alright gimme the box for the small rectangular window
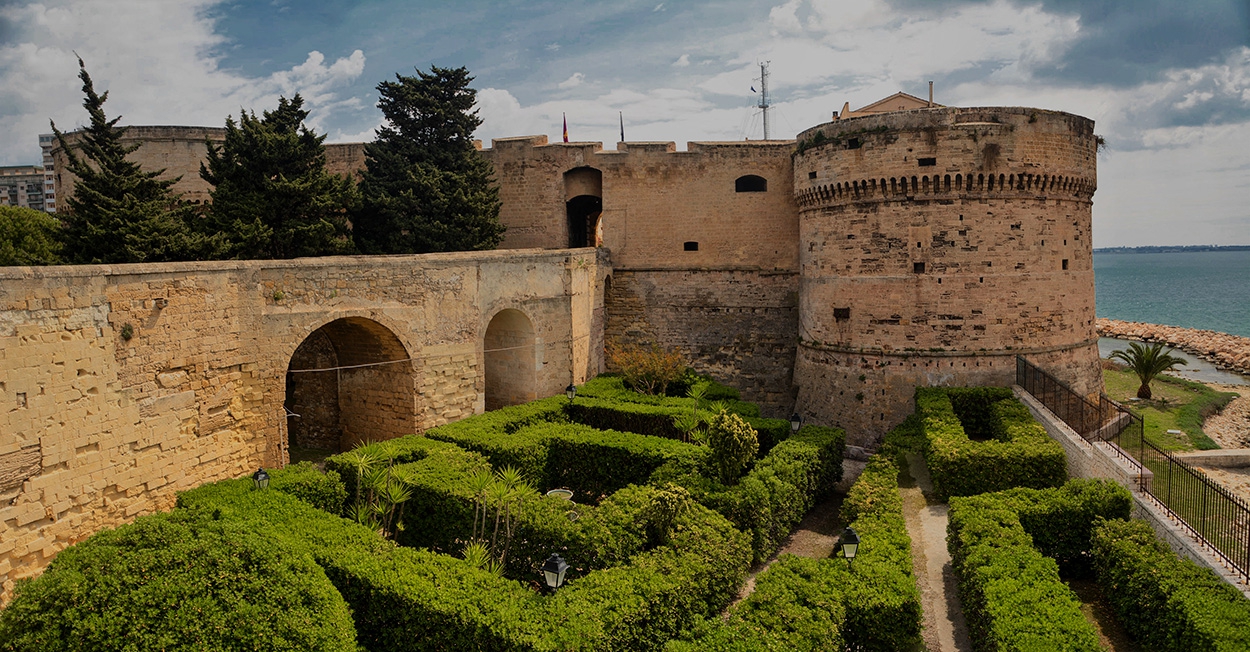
[684,241,699,251]
[846,138,862,149]
[834,307,851,321]
[913,262,926,274]
[918,157,937,167]
[808,171,818,179]
[1062,259,1069,270]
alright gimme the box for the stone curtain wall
[791,107,1102,445]
[0,248,607,598]
[482,137,800,414]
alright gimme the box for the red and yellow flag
[563,113,569,143]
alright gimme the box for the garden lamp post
[839,527,859,568]
[252,468,270,490]
[789,412,803,434]
[542,553,570,593]
[566,383,577,403]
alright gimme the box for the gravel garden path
[900,453,973,652]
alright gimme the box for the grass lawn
[1102,365,1238,451]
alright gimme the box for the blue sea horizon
[1094,249,1250,339]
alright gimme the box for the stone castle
[3,96,1099,594]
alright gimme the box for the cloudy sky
[1,0,1247,247]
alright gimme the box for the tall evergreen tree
[354,65,504,254]
[51,57,208,264]
[200,95,358,259]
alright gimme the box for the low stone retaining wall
[1097,319,1250,376]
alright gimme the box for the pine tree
[353,65,504,254]
[200,95,358,259]
[51,57,208,264]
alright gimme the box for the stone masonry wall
[0,247,607,599]
[604,269,799,416]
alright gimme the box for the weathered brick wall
[603,269,799,416]
[50,126,365,206]
[791,107,1101,445]
[0,248,607,599]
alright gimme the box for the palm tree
[1109,342,1188,400]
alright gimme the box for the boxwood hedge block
[1092,518,1250,652]
[665,452,918,652]
[0,510,359,652]
[947,480,1132,652]
[917,387,1067,501]
[655,424,844,563]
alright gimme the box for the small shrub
[707,410,759,485]
[607,339,688,395]
[269,460,348,515]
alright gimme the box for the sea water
[1094,250,1250,338]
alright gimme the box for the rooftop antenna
[757,61,771,140]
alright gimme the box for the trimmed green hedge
[665,452,919,652]
[0,510,358,652]
[270,460,349,514]
[179,478,750,652]
[1092,518,1250,652]
[917,387,1067,501]
[655,425,844,563]
[947,480,1132,652]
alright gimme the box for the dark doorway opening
[566,195,602,248]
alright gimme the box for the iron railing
[1016,356,1250,585]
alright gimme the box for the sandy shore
[1097,319,1250,376]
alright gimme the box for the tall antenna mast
[758,61,771,140]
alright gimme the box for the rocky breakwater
[1097,319,1250,377]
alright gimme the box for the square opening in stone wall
[684,241,699,251]
[1062,259,1069,270]
[847,138,862,149]
[16,392,26,408]
[913,262,926,274]
[834,307,850,321]
[918,157,937,166]
[808,171,818,179]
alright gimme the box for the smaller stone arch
[484,308,538,411]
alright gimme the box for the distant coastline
[1096,319,1250,377]
[1094,244,1250,254]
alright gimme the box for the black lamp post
[789,412,803,434]
[838,527,860,568]
[566,383,577,403]
[541,553,569,592]
[252,468,270,490]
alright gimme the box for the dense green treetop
[353,65,504,254]
[51,57,210,264]
[0,206,63,266]
[200,94,358,259]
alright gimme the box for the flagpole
[563,113,569,143]
[619,112,625,143]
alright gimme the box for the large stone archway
[285,316,418,452]
[483,309,538,411]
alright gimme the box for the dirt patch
[1067,578,1141,652]
[1203,385,1250,449]
[732,493,845,605]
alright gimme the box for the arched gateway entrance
[284,317,418,452]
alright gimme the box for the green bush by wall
[1092,518,1250,652]
[947,480,1131,652]
[0,510,358,652]
[917,387,1067,501]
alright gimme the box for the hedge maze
[4,380,1247,651]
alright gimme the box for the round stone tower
[791,107,1102,447]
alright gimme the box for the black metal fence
[1016,356,1250,585]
